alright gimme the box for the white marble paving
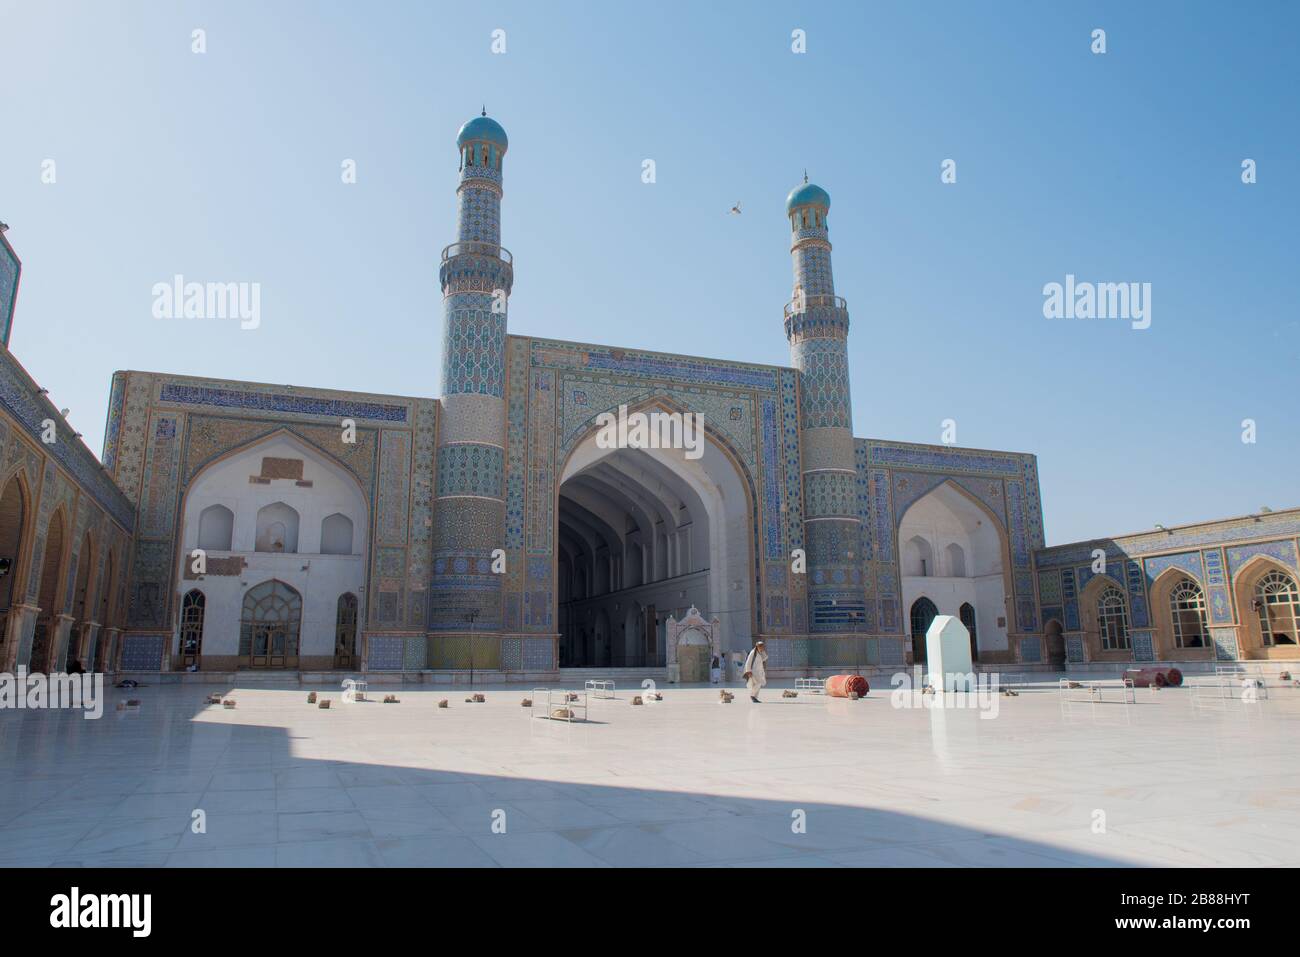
[1,679,1298,867]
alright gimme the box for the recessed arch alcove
[555,401,755,668]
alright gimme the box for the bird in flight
[728,202,742,215]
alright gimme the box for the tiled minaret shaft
[429,113,513,638]
[784,178,867,634]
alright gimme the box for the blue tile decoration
[0,231,19,347]
[500,637,522,671]
[790,638,810,668]
[1065,636,1085,663]
[120,634,165,671]
[766,637,792,668]
[366,635,404,671]
[1035,512,1300,568]
[1019,637,1042,663]
[403,635,426,670]
[1226,539,1299,578]
[1203,548,1233,624]
[1125,560,1149,628]
[0,350,135,530]
[761,397,783,558]
[1131,630,1154,661]
[159,383,407,423]
[877,637,904,666]
[1061,569,1080,630]
[521,637,552,670]
[531,339,778,391]
[1211,627,1239,661]
[435,442,504,498]
[780,370,805,557]
[867,443,1028,477]
[1143,551,1205,587]
[790,337,852,430]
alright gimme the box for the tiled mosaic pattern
[367,635,404,671]
[0,232,18,347]
[1211,627,1240,661]
[0,351,135,530]
[120,634,166,671]
[436,443,504,498]
[158,383,408,423]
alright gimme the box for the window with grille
[1097,586,1130,650]
[1170,578,1208,648]
[1256,570,1300,646]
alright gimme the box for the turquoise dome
[786,181,830,212]
[457,115,508,150]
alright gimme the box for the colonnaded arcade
[0,114,1296,681]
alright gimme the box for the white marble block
[926,615,974,691]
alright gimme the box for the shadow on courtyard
[0,680,1133,868]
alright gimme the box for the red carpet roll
[824,674,870,698]
[1125,667,1183,688]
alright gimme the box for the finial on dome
[481,105,487,116]
[803,169,808,184]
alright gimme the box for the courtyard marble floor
[1,677,1297,867]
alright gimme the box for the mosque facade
[0,115,1296,680]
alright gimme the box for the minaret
[784,176,866,634]
[429,112,513,643]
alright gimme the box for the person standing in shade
[742,640,768,703]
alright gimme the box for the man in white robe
[742,641,768,702]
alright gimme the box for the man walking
[742,640,768,703]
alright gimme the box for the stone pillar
[78,621,101,671]
[1,603,39,672]
[98,627,122,673]
[52,613,76,672]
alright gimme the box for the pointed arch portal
[556,409,754,668]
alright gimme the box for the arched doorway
[910,596,937,664]
[0,476,27,663]
[180,589,205,668]
[1148,569,1212,660]
[898,481,1012,660]
[335,592,358,668]
[677,627,710,682]
[68,532,94,670]
[555,401,755,670]
[1232,561,1300,656]
[959,601,978,661]
[1254,571,1300,646]
[1079,575,1131,658]
[1044,619,1065,665]
[30,510,66,673]
[239,580,302,669]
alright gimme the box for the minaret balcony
[439,242,514,297]
[441,241,513,265]
[783,294,846,319]
[784,295,849,340]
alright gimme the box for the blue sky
[2,0,1296,544]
